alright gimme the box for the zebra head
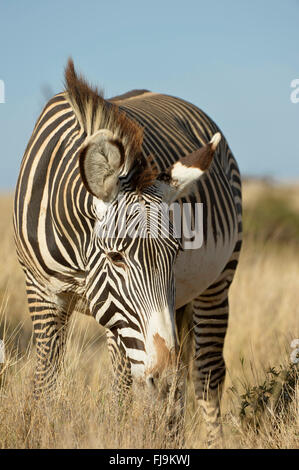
[78,128,221,388]
[65,59,221,389]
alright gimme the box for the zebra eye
[108,251,125,264]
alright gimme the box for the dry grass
[0,182,298,449]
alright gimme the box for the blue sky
[0,0,298,190]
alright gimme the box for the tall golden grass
[0,182,298,448]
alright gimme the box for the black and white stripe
[13,61,242,445]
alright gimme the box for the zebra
[13,59,242,446]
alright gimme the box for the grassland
[0,180,298,448]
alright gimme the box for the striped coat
[14,60,242,446]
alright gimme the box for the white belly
[174,233,237,308]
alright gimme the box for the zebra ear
[78,129,125,202]
[158,133,221,204]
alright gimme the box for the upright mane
[64,58,157,189]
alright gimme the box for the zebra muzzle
[144,332,180,393]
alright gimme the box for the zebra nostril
[146,375,156,389]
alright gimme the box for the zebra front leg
[105,329,132,404]
[192,278,231,447]
[106,328,184,446]
[174,303,194,440]
[26,280,72,398]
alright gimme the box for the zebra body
[13,61,242,445]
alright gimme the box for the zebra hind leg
[192,277,232,448]
[26,279,73,398]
